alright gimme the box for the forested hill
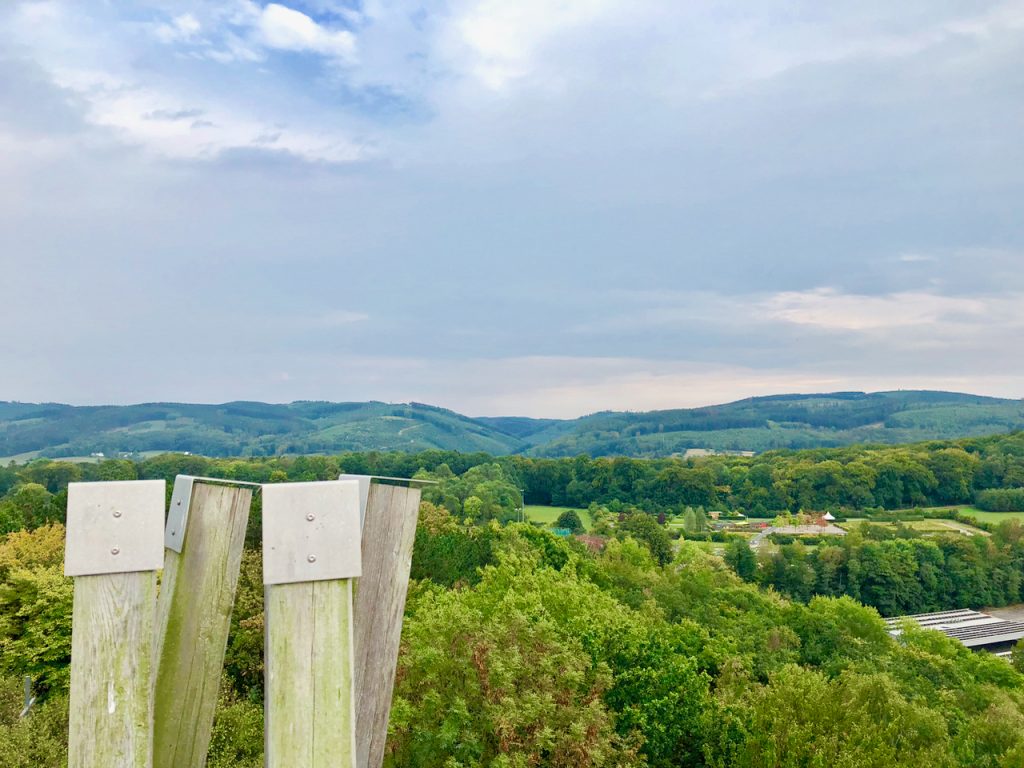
[1,390,1022,460]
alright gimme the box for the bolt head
[307,554,317,563]
[111,547,120,555]
[113,510,122,518]
[306,513,316,522]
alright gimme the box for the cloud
[2,1,1024,414]
[254,3,356,62]
[446,0,624,89]
[759,288,991,331]
[154,13,201,44]
[143,108,206,121]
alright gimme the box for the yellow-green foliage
[0,525,73,693]
[0,523,65,577]
[207,686,264,768]
[0,675,68,767]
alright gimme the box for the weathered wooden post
[262,480,362,767]
[152,476,256,768]
[64,480,165,768]
[344,476,423,768]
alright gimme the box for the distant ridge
[0,390,1021,460]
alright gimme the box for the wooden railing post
[152,476,255,768]
[262,480,362,768]
[64,480,165,768]
[349,479,422,768]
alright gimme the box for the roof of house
[885,608,1024,649]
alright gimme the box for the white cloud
[154,13,201,44]
[32,57,369,163]
[255,3,356,62]
[445,0,625,89]
[759,288,997,331]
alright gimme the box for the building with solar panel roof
[885,608,1024,659]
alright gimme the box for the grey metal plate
[64,480,166,576]
[164,475,196,552]
[165,475,262,552]
[338,474,371,530]
[262,480,362,585]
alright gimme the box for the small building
[822,512,836,522]
[885,609,1024,658]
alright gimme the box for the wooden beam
[353,481,422,768]
[69,573,158,768]
[265,579,356,766]
[262,480,361,768]
[65,480,165,768]
[152,480,253,768]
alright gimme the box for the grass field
[838,517,989,536]
[524,505,593,531]
[956,508,1024,524]
[881,505,1024,525]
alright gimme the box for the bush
[411,524,498,587]
[555,509,585,533]
[206,687,264,768]
[0,566,73,694]
[0,675,68,768]
[976,488,1024,512]
[617,513,673,566]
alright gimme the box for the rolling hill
[0,391,1022,460]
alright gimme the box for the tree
[388,557,643,767]
[694,507,708,532]
[1012,639,1024,676]
[0,566,73,694]
[555,509,585,533]
[0,485,62,534]
[463,495,484,520]
[618,513,673,566]
[724,539,757,581]
[682,508,697,533]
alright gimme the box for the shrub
[976,488,1024,512]
[555,509,585,533]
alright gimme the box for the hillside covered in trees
[2,431,1024,532]
[5,441,1024,765]
[1,390,1023,460]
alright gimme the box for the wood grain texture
[68,571,158,768]
[353,482,422,768]
[152,483,253,768]
[265,579,356,768]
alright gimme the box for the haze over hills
[1,390,1022,461]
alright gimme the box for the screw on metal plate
[64,480,166,577]
[165,475,261,553]
[262,481,362,585]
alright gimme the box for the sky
[1,0,1022,418]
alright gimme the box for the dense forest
[4,435,1024,764]
[2,390,1023,459]
[5,495,1024,764]
[2,431,1024,533]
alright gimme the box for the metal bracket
[64,480,166,576]
[339,474,372,531]
[165,475,261,553]
[262,480,362,585]
[338,474,437,532]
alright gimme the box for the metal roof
[887,608,1024,649]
